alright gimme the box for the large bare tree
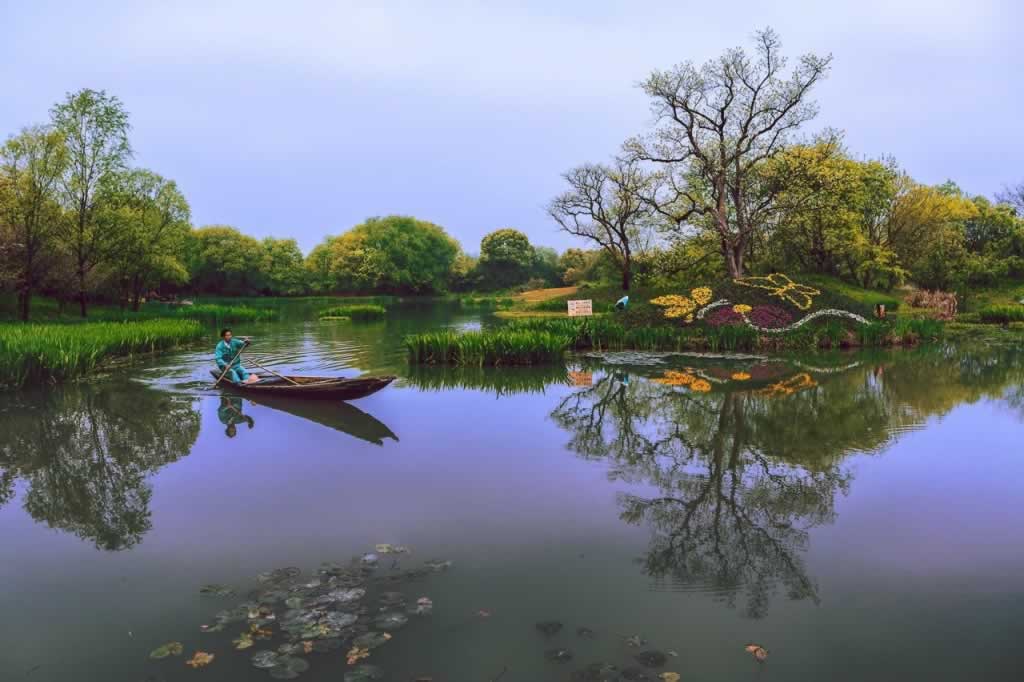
[996,182,1024,214]
[629,28,831,277]
[548,157,658,290]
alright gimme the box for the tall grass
[978,305,1024,325]
[319,304,386,320]
[0,319,204,387]
[406,317,944,366]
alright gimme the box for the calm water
[2,302,1023,681]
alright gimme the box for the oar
[212,342,248,388]
[244,356,301,386]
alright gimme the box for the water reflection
[218,396,255,437]
[233,392,398,445]
[0,381,200,550]
[550,344,1024,617]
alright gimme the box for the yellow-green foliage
[319,304,386,320]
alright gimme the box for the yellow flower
[690,379,712,392]
[652,370,696,386]
[758,373,817,396]
[691,287,713,305]
[733,273,821,310]
[731,372,751,381]
[733,304,752,314]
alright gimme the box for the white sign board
[567,299,593,317]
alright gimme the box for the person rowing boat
[215,328,261,384]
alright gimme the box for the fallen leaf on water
[232,633,254,650]
[347,646,370,665]
[659,673,680,682]
[185,651,215,668]
[249,626,273,640]
[745,644,768,662]
[149,642,184,659]
[302,641,314,654]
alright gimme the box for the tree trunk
[725,245,745,278]
[17,289,30,322]
[132,274,142,312]
[78,267,88,317]
[621,259,631,291]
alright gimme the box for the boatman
[215,328,260,384]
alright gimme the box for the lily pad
[535,620,563,636]
[252,651,280,669]
[268,656,309,680]
[423,559,452,572]
[378,591,406,607]
[374,612,408,631]
[311,638,343,653]
[375,544,411,554]
[352,631,392,650]
[634,651,667,668]
[544,648,574,663]
[571,663,620,682]
[258,567,301,584]
[149,642,184,659]
[328,588,366,604]
[185,652,215,669]
[200,583,236,597]
[576,627,596,639]
[344,665,385,682]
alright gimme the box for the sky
[2,0,1021,254]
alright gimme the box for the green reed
[0,319,204,387]
[319,304,387,320]
[978,305,1024,325]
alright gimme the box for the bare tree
[629,28,831,277]
[996,182,1024,214]
[548,157,658,290]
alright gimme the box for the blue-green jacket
[215,338,247,370]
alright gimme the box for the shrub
[978,305,1024,325]
[319,304,386,320]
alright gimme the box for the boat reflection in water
[224,391,399,446]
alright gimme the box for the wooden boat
[210,371,395,401]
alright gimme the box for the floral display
[690,379,711,392]
[652,370,696,386]
[691,287,713,305]
[757,373,817,396]
[731,372,751,381]
[732,304,752,314]
[704,306,744,327]
[746,305,793,329]
[733,273,821,310]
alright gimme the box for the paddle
[211,338,250,388]
[244,355,301,386]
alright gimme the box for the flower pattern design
[733,273,821,310]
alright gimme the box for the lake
[1,301,1023,681]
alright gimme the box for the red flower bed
[747,305,793,329]
[705,307,744,327]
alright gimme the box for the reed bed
[978,305,1024,325]
[406,317,944,366]
[0,319,204,387]
[319,304,386,320]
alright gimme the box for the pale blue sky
[2,0,1021,253]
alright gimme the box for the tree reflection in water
[551,345,1024,617]
[0,382,199,550]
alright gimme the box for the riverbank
[405,316,942,366]
[0,319,205,387]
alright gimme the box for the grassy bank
[0,319,204,387]
[318,304,386,320]
[406,317,942,366]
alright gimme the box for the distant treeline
[7,27,1024,321]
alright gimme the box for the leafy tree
[630,28,831,277]
[258,237,307,295]
[477,228,535,289]
[531,246,562,286]
[305,236,338,294]
[186,225,263,294]
[0,126,67,320]
[329,216,459,294]
[447,252,479,292]
[548,157,658,290]
[107,168,190,309]
[50,89,132,316]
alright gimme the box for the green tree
[630,28,831,277]
[329,216,459,294]
[258,237,307,295]
[107,168,191,309]
[0,126,67,320]
[477,228,535,289]
[50,89,132,316]
[447,252,479,292]
[186,225,263,294]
